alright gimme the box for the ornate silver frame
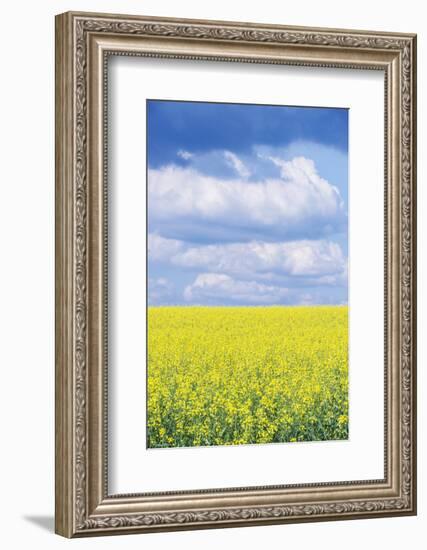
[55,11,417,537]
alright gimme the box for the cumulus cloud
[148,233,347,281]
[175,239,345,278]
[184,273,289,305]
[148,233,184,262]
[223,151,251,178]
[148,156,345,242]
[148,148,348,305]
[177,149,193,160]
[183,273,347,306]
[148,277,174,304]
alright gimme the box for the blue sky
[147,100,348,306]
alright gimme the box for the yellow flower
[147,305,348,448]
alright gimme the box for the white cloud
[147,233,184,262]
[223,151,251,178]
[177,149,193,160]
[148,277,174,304]
[149,233,346,280]
[184,273,289,304]
[148,156,345,242]
[177,239,345,277]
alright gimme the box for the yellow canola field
[147,306,348,448]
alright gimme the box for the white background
[0,1,424,548]
[110,59,384,493]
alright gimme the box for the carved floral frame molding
[55,11,417,537]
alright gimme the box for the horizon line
[147,303,348,308]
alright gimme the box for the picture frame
[55,11,417,537]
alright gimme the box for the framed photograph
[55,11,417,537]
